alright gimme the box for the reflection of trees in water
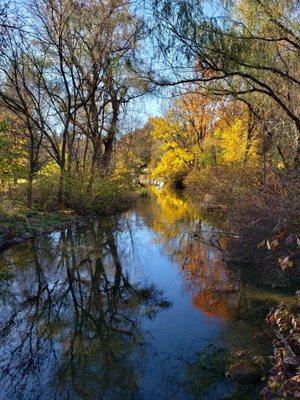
[0,217,170,400]
[138,188,241,320]
[137,191,293,399]
[139,188,295,324]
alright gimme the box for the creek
[0,187,296,399]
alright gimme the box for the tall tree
[0,0,146,204]
[150,0,300,168]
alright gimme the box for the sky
[11,0,222,129]
[130,0,223,124]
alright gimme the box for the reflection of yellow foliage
[148,186,200,225]
[145,187,239,320]
[141,187,296,321]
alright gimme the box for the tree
[0,116,27,193]
[149,0,300,169]
[0,0,146,205]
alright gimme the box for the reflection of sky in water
[50,230,63,244]
[0,189,294,400]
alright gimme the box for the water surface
[0,189,295,399]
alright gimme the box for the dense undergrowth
[0,171,137,247]
[33,170,136,214]
[186,166,300,287]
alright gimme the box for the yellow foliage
[148,94,259,186]
[114,162,132,178]
[151,148,193,180]
[148,93,213,183]
[37,160,60,178]
[149,116,195,182]
[215,116,258,164]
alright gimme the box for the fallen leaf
[257,239,266,249]
[279,256,293,271]
[270,239,279,251]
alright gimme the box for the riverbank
[184,167,300,288]
[0,209,90,249]
[0,204,137,250]
[0,192,140,250]
[0,175,141,250]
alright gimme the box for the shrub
[33,161,60,211]
[226,170,300,286]
[63,173,136,214]
[185,165,300,286]
[30,160,137,214]
[185,163,258,206]
[263,304,300,399]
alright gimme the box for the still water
[0,188,295,400]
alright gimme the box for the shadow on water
[0,187,297,399]
[0,217,170,400]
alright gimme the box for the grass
[0,175,139,248]
[0,200,81,247]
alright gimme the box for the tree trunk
[102,99,119,170]
[27,171,34,209]
[58,167,65,206]
[27,134,36,209]
[88,139,101,191]
[102,137,114,170]
[294,134,300,170]
[58,131,67,206]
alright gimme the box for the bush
[29,160,137,214]
[263,304,300,399]
[226,170,300,286]
[33,161,60,211]
[63,173,136,214]
[185,163,259,206]
[185,165,300,286]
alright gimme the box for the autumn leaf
[279,256,293,271]
[257,239,266,249]
[270,239,279,251]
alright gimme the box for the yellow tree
[0,113,27,193]
[213,103,258,165]
[149,93,216,187]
